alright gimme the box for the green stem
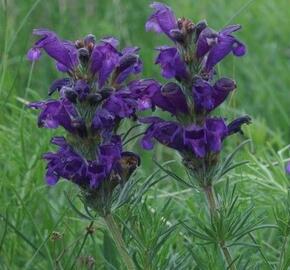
[203,185,237,270]
[104,213,135,270]
[70,220,94,269]
[278,234,289,270]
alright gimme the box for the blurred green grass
[1,0,290,268]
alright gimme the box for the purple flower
[140,117,184,151]
[92,108,115,131]
[27,48,42,61]
[205,118,228,152]
[28,99,79,133]
[155,46,188,80]
[99,143,122,173]
[113,47,143,84]
[49,78,72,95]
[27,29,79,71]
[193,77,236,113]
[128,79,161,110]
[145,2,177,38]
[152,82,188,115]
[102,90,137,119]
[90,37,120,88]
[183,126,206,157]
[197,25,246,72]
[43,137,88,186]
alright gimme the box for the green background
[0,0,290,268]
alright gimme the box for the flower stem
[203,185,237,270]
[104,213,135,270]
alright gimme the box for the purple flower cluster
[28,30,145,189]
[141,3,251,171]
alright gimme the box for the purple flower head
[146,2,177,39]
[198,25,246,72]
[27,29,79,71]
[156,46,188,80]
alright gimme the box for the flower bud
[78,48,90,65]
[64,88,78,103]
[87,93,103,105]
[84,34,96,46]
[170,29,185,43]
[195,20,208,41]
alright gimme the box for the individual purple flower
[112,47,143,84]
[205,118,228,153]
[49,78,72,95]
[92,108,115,132]
[128,79,161,110]
[99,143,122,173]
[145,2,177,38]
[198,25,246,72]
[27,47,42,61]
[43,137,88,186]
[102,90,138,119]
[152,82,188,115]
[155,46,188,80]
[193,77,236,113]
[27,29,79,71]
[28,99,79,133]
[90,37,120,88]
[183,126,206,157]
[140,117,184,151]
